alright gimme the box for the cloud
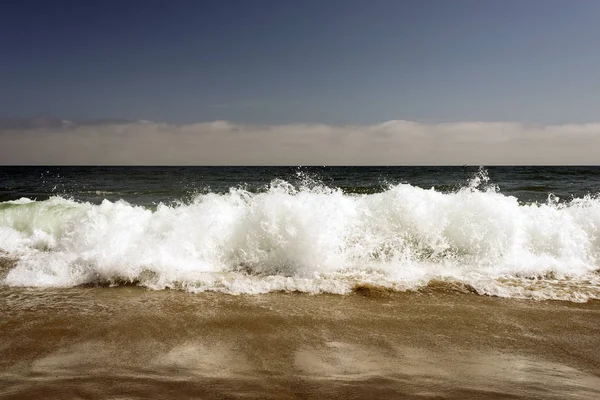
[0,118,599,165]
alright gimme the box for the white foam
[1,177,600,301]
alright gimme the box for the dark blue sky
[1,0,599,124]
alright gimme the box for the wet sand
[1,287,600,399]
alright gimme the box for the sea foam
[1,174,600,301]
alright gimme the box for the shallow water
[1,288,600,399]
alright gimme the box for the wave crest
[1,177,600,301]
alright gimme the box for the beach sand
[1,286,600,399]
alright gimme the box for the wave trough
[1,176,600,301]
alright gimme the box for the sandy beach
[1,287,600,399]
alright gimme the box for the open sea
[2,166,600,399]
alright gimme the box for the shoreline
[2,288,600,399]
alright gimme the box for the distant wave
[1,170,600,301]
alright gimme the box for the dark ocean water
[2,166,600,206]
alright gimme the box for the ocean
[1,165,600,301]
[2,166,600,399]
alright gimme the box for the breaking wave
[1,171,600,301]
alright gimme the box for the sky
[1,0,600,164]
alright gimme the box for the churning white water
[1,175,600,301]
